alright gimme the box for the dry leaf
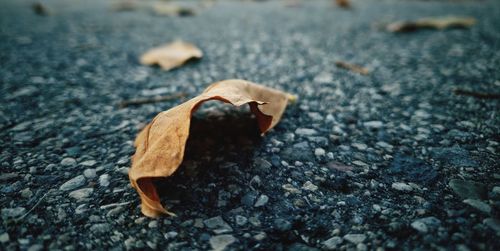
[153,2,196,17]
[140,41,203,71]
[129,79,294,217]
[112,0,138,12]
[387,16,476,32]
[335,0,350,8]
[32,2,50,16]
[335,61,369,75]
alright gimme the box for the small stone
[90,223,111,233]
[194,218,204,228]
[323,236,343,250]
[282,184,301,194]
[235,215,248,226]
[490,186,500,200]
[254,195,269,207]
[69,188,93,200]
[483,218,500,233]
[241,192,257,207]
[411,221,428,233]
[449,179,487,200]
[463,199,491,214]
[274,219,292,232]
[253,158,272,170]
[302,181,318,191]
[364,121,383,129]
[148,221,158,228]
[357,243,367,251]
[352,160,368,167]
[352,143,367,151]
[20,188,33,198]
[248,216,261,227]
[391,182,413,192]
[209,234,237,251]
[60,175,86,191]
[80,160,97,167]
[253,232,266,241]
[164,231,178,239]
[83,169,97,179]
[2,207,26,218]
[27,244,43,251]
[343,234,366,244]
[295,128,317,136]
[204,216,233,233]
[314,148,326,157]
[99,174,110,187]
[60,157,77,166]
[0,232,10,243]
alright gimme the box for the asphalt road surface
[1,0,499,250]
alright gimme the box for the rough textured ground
[1,0,499,250]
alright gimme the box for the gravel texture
[1,0,499,250]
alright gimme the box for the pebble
[364,121,383,129]
[0,232,10,243]
[83,169,97,179]
[2,207,26,218]
[241,192,257,207]
[99,174,110,187]
[59,175,86,191]
[412,217,441,233]
[148,221,158,228]
[164,231,178,239]
[60,157,77,166]
[90,223,111,233]
[69,188,93,200]
[302,181,318,191]
[490,186,500,200]
[248,216,261,227]
[274,218,292,232]
[80,160,97,167]
[411,221,428,233]
[391,182,413,192]
[254,194,269,207]
[204,216,233,233]
[235,215,248,226]
[343,234,366,244]
[209,234,237,251]
[463,199,491,214]
[483,218,500,233]
[449,179,486,200]
[352,143,367,151]
[295,128,317,136]
[314,148,326,157]
[27,244,43,251]
[253,232,266,241]
[20,188,33,198]
[323,236,343,250]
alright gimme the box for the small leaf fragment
[335,61,369,75]
[129,79,292,217]
[140,41,203,71]
[335,0,351,8]
[387,16,476,33]
[153,2,196,17]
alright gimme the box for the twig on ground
[119,93,186,108]
[16,191,52,221]
[453,89,500,99]
[335,61,369,75]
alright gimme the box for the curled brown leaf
[387,16,476,33]
[335,61,369,75]
[129,79,293,217]
[140,41,203,71]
